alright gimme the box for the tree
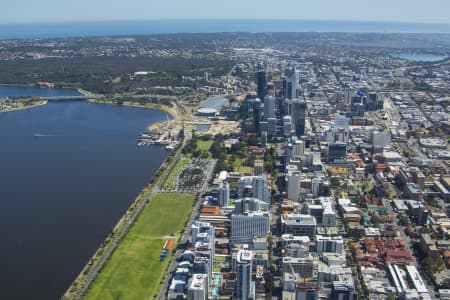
[399,215,410,226]
[423,255,444,279]
[387,293,396,300]
[365,163,375,174]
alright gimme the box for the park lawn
[237,166,253,175]
[230,156,247,172]
[214,255,226,263]
[196,140,213,152]
[162,157,190,190]
[84,193,195,300]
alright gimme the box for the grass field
[84,193,195,300]
[214,255,226,263]
[162,158,190,190]
[196,140,213,152]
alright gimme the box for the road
[157,159,217,300]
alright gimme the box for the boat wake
[33,133,59,137]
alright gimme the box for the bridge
[43,94,180,101]
[0,93,180,102]
[44,95,104,101]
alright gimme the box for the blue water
[0,86,168,299]
[1,19,450,39]
[0,85,82,98]
[394,53,448,62]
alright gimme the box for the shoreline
[87,98,177,118]
[0,83,83,90]
[62,138,185,300]
[87,98,181,131]
[0,100,47,113]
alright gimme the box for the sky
[3,0,450,24]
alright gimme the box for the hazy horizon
[2,18,450,26]
[3,0,450,24]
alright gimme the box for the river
[0,86,169,299]
[393,53,448,62]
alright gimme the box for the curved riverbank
[87,98,177,118]
[86,98,183,133]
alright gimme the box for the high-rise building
[285,68,299,100]
[418,205,429,226]
[252,176,270,203]
[235,250,253,300]
[293,140,305,158]
[283,116,293,137]
[282,255,314,278]
[372,131,391,150]
[257,71,266,100]
[191,221,215,288]
[311,178,322,197]
[335,114,350,130]
[307,204,324,224]
[351,93,366,117]
[234,198,269,214]
[287,172,300,202]
[331,280,356,300]
[193,256,211,284]
[231,212,270,244]
[286,99,307,137]
[322,207,336,227]
[282,214,317,237]
[328,142,347,163]
[367,92,379,110]
[188,274,208,300]
[316,235,344,253]
[238,176,270,203]
[218,181,230,207]
[267,118,277,137]
[264,96,276,120]
[253,98,261,133]
[261,131,268,148]
[191,221,214,246]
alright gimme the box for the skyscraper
[235,250,253,300]
[287,172,300,202]
[287,99,307,137]
[231,212,270,244]
[285,68,299,100]
[218,181,230,207]
[257,71,266,100]
[283,116,293,137]
[328,142,347,163]
[252,176,270,203]
[253,98,261,133]
[264,96,275,120]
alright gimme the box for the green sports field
[84,193,195,300]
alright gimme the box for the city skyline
[3,0,450,24]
